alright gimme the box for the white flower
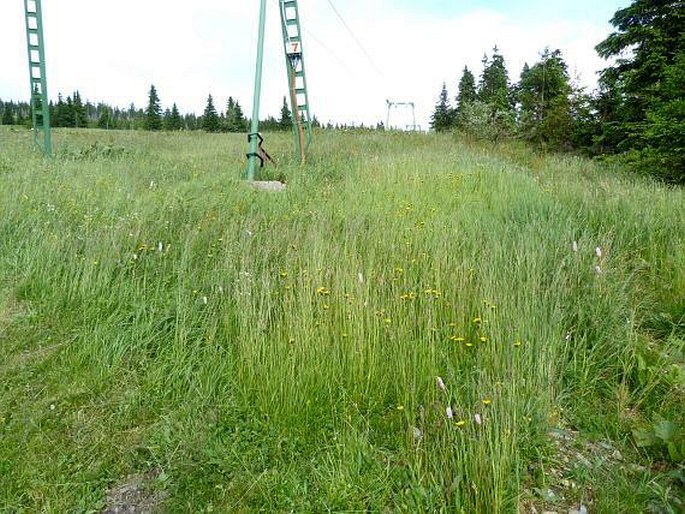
[436,376,446,392]
[413,426,423,444]
[201,296,208,305]
[595,246,602,259]
[358,272,364,284]
[157,242,164,252]
[474,413,482,425]
[595,265,602,274]
[446,406,454,420]
[572,241,578,252]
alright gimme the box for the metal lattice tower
[386,99,417,131]
[279,0,312,166]
[24,0,52,156]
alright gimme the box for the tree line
[0,86,313,133]
[430,0,683,183]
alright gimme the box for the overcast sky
[0,0,627,128]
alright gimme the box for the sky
[0,0,629,129]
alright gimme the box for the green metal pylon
[246,0,268,181]
[279,0,312,166]
[24,0,52,156]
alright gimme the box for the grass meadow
[0,126,683,512]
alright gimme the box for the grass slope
[0,126,683,512]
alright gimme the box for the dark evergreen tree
[595,0,684,182]
[279,96,292,130]
[474,47,515,139]
[1,102,14,125]
[517,48,573,148]
[145,85,163,131]
[202,94,220,132]
[455,66,477,126]
[479,47,512,112]
[166,103,183,130]
[53,94,68,127]
[225,96,247,132]
[430,82,452,132]
[72,91,88,128]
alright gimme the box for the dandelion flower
[456,420,466,428]
[397,405,404,411]
[473,317,482,324]
[479,336,487,342]
[482,399,492,406]
[316,286,330,296]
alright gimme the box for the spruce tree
[479,47,512,112]
[64,96,76,128]
[279,96,292,130]
[202,94,220,132]
[455,66,477,126]
[226,97,247,132]
[166,103,183,131]
[595,0,684,182]
[72,91,88,128]
[517,48,573,147]
[1,102,14,125]
[475,47,515,140]
[145,85,163,131]
[430,82,452,132]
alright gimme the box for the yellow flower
[482,399,492,406]
[384,318,392,325]
[316,286,330,296]
[473,317,482,324]
[456,420,466,427]
[466,342,473,347]
[514,340,522,347]
[479,336,487,342]
[450,336,465,342]
[280,271,288,278]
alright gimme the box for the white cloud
[0,0,614,128]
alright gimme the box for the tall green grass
[0,126,683,512]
